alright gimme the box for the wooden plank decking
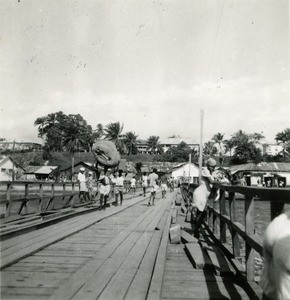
[0,190,252,300]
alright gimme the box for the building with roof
[0,140,42,153]
[22,165,58,181]
[166,162,199,184]
[0,156,25,180]
[136,137,199,154]
[59,162,99,181]
[229,162,290,187]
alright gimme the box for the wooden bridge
[0,181,289,299]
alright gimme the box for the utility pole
[198,110,204,184]
[12,140,16,181]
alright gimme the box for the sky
[0,0,289,145]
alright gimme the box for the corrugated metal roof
[229,162,290,174]
[34,166,58,174]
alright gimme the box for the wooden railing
[0,181,81,218]
[181,183,290,297]
[0,180,144,218]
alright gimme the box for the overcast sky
[0,0,289,144]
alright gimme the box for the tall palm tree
[224,139,235,159]
[63,127,86,178]
[275,128,290,159]
[212,132,225,164]
[95,123,104,138]
[146,136,164,154]
[104,122,125,153]
[203,141,217,156]
[123,131,138,155]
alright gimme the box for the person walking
[148,168,158,206]
[115,170,124,205]
[142,172,148,197]
[130,176,136,194]
[86,171,94,203]
[161,176,168,199]
[98,170,110,210]
[78,167,88,203]
[192,158,216,239]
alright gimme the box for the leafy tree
[230,130,262,164]
[123,131,138,155]
[275,128,290,159]
[63,115,88,177]
[146,136,164,154]
[104,122,125,153]
[34,112,94,154]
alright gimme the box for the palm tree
[95,123,104,138]
[224,139,235,159]
[63,137,86,179]
[104,122,125,153]
[123,131,138,155]
[275,128,290,159]
[146,136,164,154]
[212,132,225,164]
[203,141,217,156]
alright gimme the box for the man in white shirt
[130,176,136,194]
[98,170,110,210]
[192,158,216,239]
[148,168,158,206]
[115,171,124,205]
[78,167,88,203]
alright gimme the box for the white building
[167,162,199,183]
[136,137,199,154]
[159,137,199,153]
[0,156,25,180]
[263,144,284,156]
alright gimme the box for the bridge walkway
[0,190,252,299]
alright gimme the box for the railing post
[245,195,255,282]
[39,183,43,213]
[208,202,213,232]
[270,200,285,221]
[51,183,55,210]
[229,192,240,257]
[62,182,66,205]
[18,183,29,215]
[71,182,76,207]
[219,189,226,243]
[213,199,218,234]
[5,182,12,217]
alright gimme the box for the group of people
[77,166,175,210]
[78,168,126,210]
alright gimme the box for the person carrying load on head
[98,170,111,210]
[191,158,216,239]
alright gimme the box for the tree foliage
[123,131,138,155]
[104,122,125,153]
[146,136,164,154]
[34,112,96,153]
[275,128,290,158]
